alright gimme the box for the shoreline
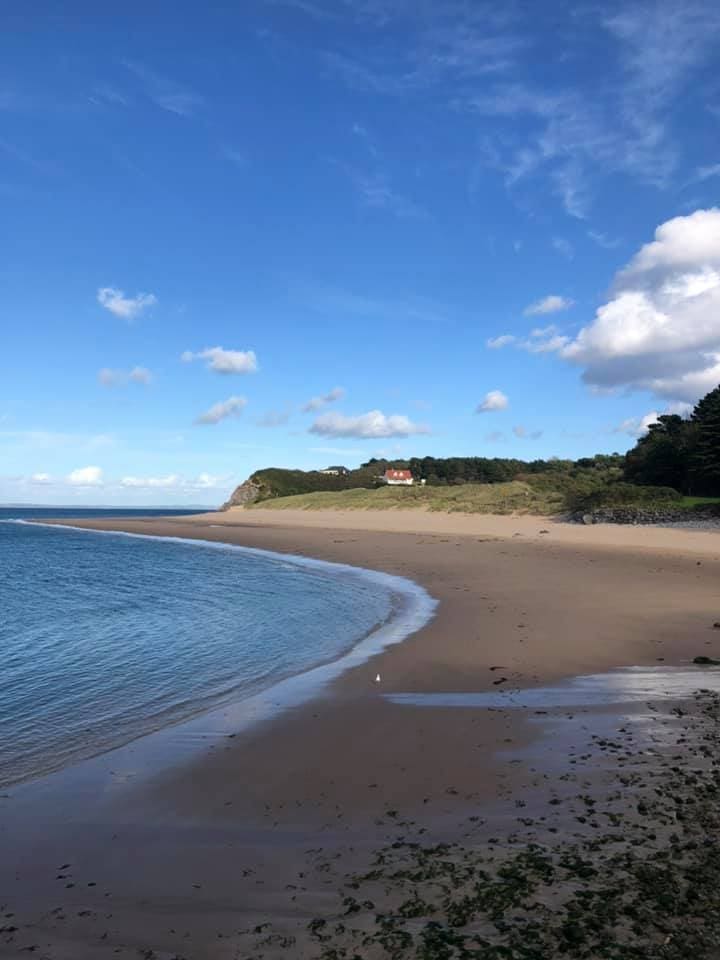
[5,521,436,792]
[3,510,720,958]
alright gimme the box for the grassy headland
[237,472,719,519]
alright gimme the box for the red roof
[384,469,413,480]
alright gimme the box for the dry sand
[2,509,720,959]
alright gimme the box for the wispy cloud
[344,165,426,219]
[302,387,345,412]
[121,60,204,117]
[98,366,152,387]
[487,334,517,349]
[257,408,292,427]
[307,286,448,326]
[89,86,129,108]
[552,237,574,260]
[604,1,720,105]
[486,326,570,355]
[119,472,230,490]
[458,4,720,218]
[513,425,543,440]
[588,230,622,249]
[195,396,247,425]
[523,295,574,317]
[182,347,258,375]
[695,163,720,182]
[320,5,523,95]
[120,474,180,489]
[97,287,157,321]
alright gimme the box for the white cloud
[487,334,517,349]
[66,466,103,486]
[617,403,693,438]
[476,390,509,413]
[195,396,247,425]
[30,472,52,484]
[193,472,224,489]
[309,409,429,438]
[616,411,661,438]
[524,326,571,354]
[182,346,258,375]
[302,386,345,412]
[120,474,180,488]
[558,208,720,402]
[523,295,574,316]
[98,366,152,387]
[97,287,157,321]
[119,472,226,490]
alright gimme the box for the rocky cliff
[220,476,263,509]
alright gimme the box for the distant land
[0,503,217,511]
[223,384,720,524]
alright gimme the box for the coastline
[3,509,720,958]
[3,521,437,790]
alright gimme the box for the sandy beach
[2,509,720,959]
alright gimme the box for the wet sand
[2,511,720,958]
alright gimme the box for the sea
[0,507,429,788]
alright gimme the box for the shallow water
[385,665,720,710]
[0,513,431,787]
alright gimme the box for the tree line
[623,385,720,496]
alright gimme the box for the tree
[692,385,720,495]
[624,415,696,493]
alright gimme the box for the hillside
[244,480,564,514]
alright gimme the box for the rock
[713,622,720,630]
[220,477,262,510]
[693,656,720,665]
[582,514,594,525]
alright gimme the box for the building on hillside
[319,465,350,476]
[383,468,414,486]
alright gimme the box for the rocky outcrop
[220,477,262,510]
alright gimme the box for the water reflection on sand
[385,665,720,711]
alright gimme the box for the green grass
[247,480,567,515]
[680,496,720,508]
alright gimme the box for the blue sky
[2,0,720,505]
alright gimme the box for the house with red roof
[383,468,414,486]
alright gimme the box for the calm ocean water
[0,508,404,787]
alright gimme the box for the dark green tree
[691,385,720,495]
[623,414,696,493]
